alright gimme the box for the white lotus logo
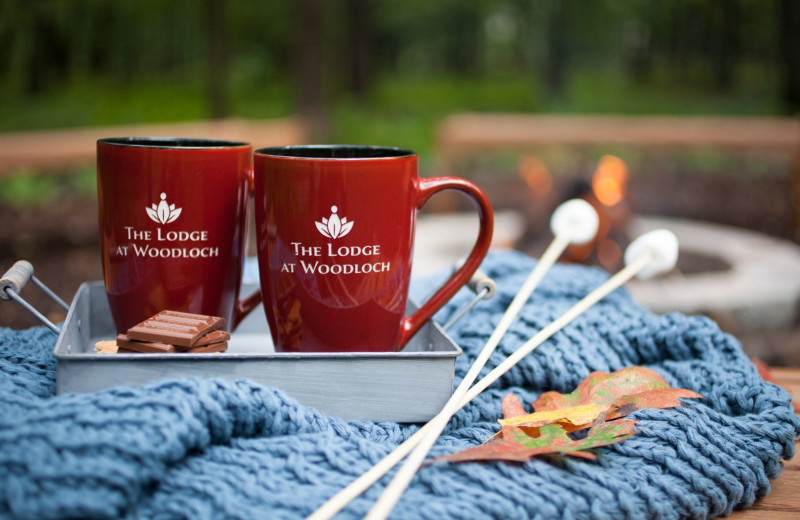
[315,205,353,239]
[146,193,182,225]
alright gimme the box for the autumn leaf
[500,403,610,431]
[431,420,638,464]
[500,368,701,432]
[501,392,528,418]
[430,366,702,465]
[533,366,677,411]
[606,388,704,420]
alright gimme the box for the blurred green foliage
[0,172,61,206]
[0,0,785,119]
[0,0,791,183]
[0,167,95,207]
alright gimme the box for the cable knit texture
[1,251,797,519]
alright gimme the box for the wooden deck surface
[730,367,800,518]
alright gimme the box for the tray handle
[0,260,33,300]
[1,260,69,334]
[441,268,496,330]
[466,268,497,300]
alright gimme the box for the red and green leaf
[432,420,638,464]
[605,388,703,420]
[501,392,528,419]
[533,366,675,411]
[430,366,702,465]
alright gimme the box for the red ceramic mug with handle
[253,145,494,353]
[97,137,262,333]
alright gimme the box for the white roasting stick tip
[361,201,602,520]
[550,198,600,245]
[363,229,679,520]
[624,228,679,280]
[307,199,598,520]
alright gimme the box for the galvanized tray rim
[53,281,463,360]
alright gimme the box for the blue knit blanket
[1,251,798,520]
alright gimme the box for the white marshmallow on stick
[307,199,598,520]
[363,229,679,520]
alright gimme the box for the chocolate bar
[169,330,230,352]
[189,329,230,347]
[116,343,227,354]
[126,310,225,347]
[116,334,176,353]
[183,342,228,354]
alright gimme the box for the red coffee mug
[253,145,494,353]
[97,137,262,333]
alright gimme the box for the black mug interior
[255,145,415,159]
[98,137,249,149]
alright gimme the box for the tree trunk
[205,0,229,119]
[293,0,327,140]
[345,0,370,102]
[445,2,482,76]
[627,5,653,83]
[779,0,800,112]
[25,16,70,96]
[545,0,569,101]
[712,0,738,91]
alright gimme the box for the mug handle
[232,165,263,329]
[234,289,262,329]
[396,176,494,348]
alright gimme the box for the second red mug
[254,145,494,353]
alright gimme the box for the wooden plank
[730,510,800,519]
[771,367,800,385]
[437,114,800,154]
[765,367,800,417]
[747,470,800,511]
[436,113,800,232]
[731,367,800,518]
[731,473,800,518]
[0,117,308,176]
[783,455,800,471]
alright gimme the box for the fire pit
[627,215,800,333]
[515,154,800,343]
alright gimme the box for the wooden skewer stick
[363,229,679,520]
[307,199,599,520]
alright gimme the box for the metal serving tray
[53,282,461,423]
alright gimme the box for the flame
[591,155,628,207]
[519,155,553,197]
